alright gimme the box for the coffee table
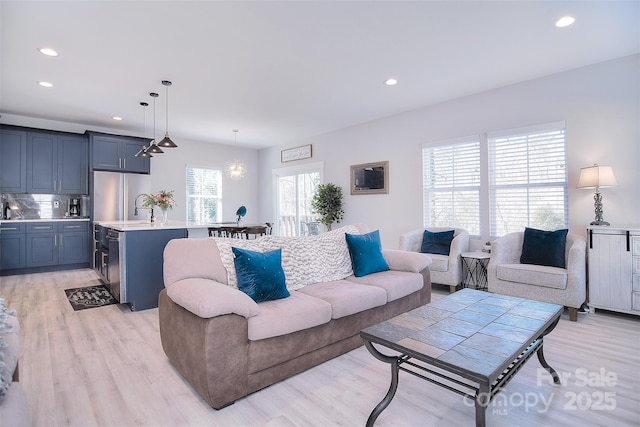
[360,288,562,427]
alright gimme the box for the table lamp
[577,164,617,226]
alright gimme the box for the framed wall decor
[281,144,312,162]
[350,161,389,195]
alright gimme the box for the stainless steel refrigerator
[93,171,151,221]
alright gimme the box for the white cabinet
[587,226,640,315]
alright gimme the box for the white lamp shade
[577,165,617,189]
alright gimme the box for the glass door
[275,167,321,237]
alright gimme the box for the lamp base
[590,220,610,226]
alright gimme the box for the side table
[461,251,491,291]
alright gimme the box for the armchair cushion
[496,264,567,290]
[520,227,568,268]
[420,229,455,255]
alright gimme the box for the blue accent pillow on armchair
[232,247,289,303]
[520,227,568,268]
[345,230,390,277]
[420,229,455,256]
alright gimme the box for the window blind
[422,139,480,235]
[186,166,222,223]
[488,123,568,237]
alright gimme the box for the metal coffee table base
[364,316,561,427]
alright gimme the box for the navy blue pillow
[520,227,568,268]
[345,230,390,277]
[420,229,455,256]
[232,247,289,303]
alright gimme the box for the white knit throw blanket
[213,225,359,291]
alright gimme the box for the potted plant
[311,183,344,231]
[483,241,492,253]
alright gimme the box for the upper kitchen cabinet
[0,128,27,192]
[89,132,150,174]
[26,131,89,194]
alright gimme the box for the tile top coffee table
[360,288,563,427]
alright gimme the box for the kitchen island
[94,220,191,311]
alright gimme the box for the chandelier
[225,129,247,180]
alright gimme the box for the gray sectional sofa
[158,225,432,409]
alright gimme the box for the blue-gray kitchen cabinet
[0,128,27,193]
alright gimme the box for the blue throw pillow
[520,227,568,268]
[345,230,390,277]
[420,229,455,256]
[232,247,289,303]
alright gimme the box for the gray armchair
[487,231,586,321]
[399,227,469,293]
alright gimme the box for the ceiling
[1,1,639,149]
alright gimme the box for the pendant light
[158,80,178,148]
[146,92,164,154]
[225,129,247,180]
[135,102,153,157]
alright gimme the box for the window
[422,138,481,236]
[488,122,568,237]
[186,166,222,223]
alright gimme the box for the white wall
[258,54,640,249]
[143,137,259,225]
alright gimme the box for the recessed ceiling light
[555,16,575,28]
[37,81,53,88]
[39,48,58,57]
[385,78,398,86]
[112,116,123,121]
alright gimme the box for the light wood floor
[1,269,639,426]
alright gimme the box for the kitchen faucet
[134,194,154,220]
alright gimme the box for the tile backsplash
[1,194,90,219]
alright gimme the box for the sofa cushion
[421,229,455,255]
[345,230,389,277]
[167,278,260,319]
[346,270,424,302]
[298,280,387,319]
[233,247,289,303]
[163,238,228,287]
[427,254,449,272]
[248,291,332,340]
[496,264,568,290]
[520,227,568,268]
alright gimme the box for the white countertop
[0,217,90,223]
[94,220,214,232]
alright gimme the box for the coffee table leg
[475,383,489,427]
[364,341,401,427]
[536,340,560,384]
[536,317,561,384]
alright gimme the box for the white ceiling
[1,1,639,149]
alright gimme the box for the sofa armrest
[383,249,432,273]
[166,278,260,319]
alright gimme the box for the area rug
[64,285,117,311]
